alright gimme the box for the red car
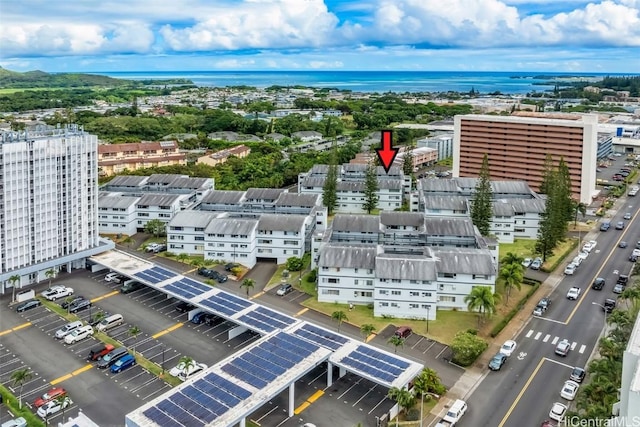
[34,387,67,408]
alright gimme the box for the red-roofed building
[98,141,186,176]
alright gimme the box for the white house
[135,194,184,231]
[205,217,259,267]
[167,211,216,254]
[256,214,310,264]
[317,245,378,305]
[98,193,139,236]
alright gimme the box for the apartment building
[394,147,438,171]
[196,144,251,167]
[98,140,186,176]
[453,113,599,204]
[418,133,454,160]
[316,212,497,319]
[0,126,112,294]
[98,193,139,236]
[612,313,640,424]
[298,164,410,213]
[102,174,214,206]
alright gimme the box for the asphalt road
[464,198,639,427]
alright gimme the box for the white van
[442,399,467,425]
[96,314,124,332]
[104,272,122,283]
[55,321,83,339]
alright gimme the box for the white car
[169,359,201,377]
[567,287,581,300]
[549,402,568,422]
[41,286,74,301]
[582,242,595,253]
[64,325,94,344]
[560,380,580,401]
[521,258,532,268]
[500,340,517,357]
[36,397,72,419]
[564,263,577,275]
[177,362,208,382]
[576,251,589,261]
[571,256,582,267]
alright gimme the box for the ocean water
[99,70,628,94]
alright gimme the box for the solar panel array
[341,345,410,383]
[134,266,178,284]
[237,306,297,333]
[165,278,211,300]
[143,373,252,426]
[221,332,320,389]
[293,323,349,350]
[200,292,252,317]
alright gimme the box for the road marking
[570,342,577,351]
[579,344,586,354]
[152,322,184,339]
[525,330,533,338]
[294,402,310,415]
[307,390,324,403]
[498,357,545,427]
[551,337,559,345]
[295,308,309,317]
[544,356,574,369]
[51,364,93,385]
[294,390,325,414]
[366,333,377,343]
[185,268,197,274]
[534,332,542,340]
[543,334,550,342]
[0,321,32,336]
[249,291,265,300]
[536,317,567,325]
[90,290,119,303]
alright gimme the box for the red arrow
[376,130,399,173]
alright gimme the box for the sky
[1,0,640,73]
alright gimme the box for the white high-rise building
[0,126,112,294]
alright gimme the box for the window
[379,302,389,307]
[409,304,419,309]
[440,296,456,302]
[366,280,373,286]
[379,290,389,295]
[258,239,272,244]
[473,274,488,280]
[322,289,339,296]
[421,292,432,297]
[354,280,359,285]
[327,278,339,284]
[195,236,204,241]
[391,290,401,296]
[409,291,420,297]
[391,303,399,308]
[439,272,456,278]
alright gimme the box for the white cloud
[214,59,256,68]
[308,60,344,68]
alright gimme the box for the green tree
[64,295,75,314]
[620,286,640,314]
[240,278,255,297]
[573,200,587,227]
[331,310,348,332]
[54,394,72,422]
[499,263,523,304]
[121,236,135,248]
[91,310,107,325]
[45,268,56,289]
[11,367,32,409]
[413,367,446,396]
[360,324,376,342]
[322,163,338,215]
[501,252,524,267]
[9,274,20,303]
[464,286,499,328]
[470,154,493,236]
[363,163,379,214]
[178,355,195,377]
[402,148,414,177]
[144,219,166,237]
[387,386,416,425]
[538,154,555,195]
[388,335,405,354]
[450,330,489,366]
[128,325,142,355]
[286,257,304,272]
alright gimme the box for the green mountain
[0,67,133,89]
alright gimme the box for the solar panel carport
[90,251,423,427]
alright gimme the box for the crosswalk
[525,329,587,354]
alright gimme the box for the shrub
[450,331,488,366]
[405,408,421,421]
[307,268,317,283]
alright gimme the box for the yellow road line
[185,268,197,274]
[51,364,94,385]
[294,401,310,415]
[250,291,265,300]
[294,390,325,414]
[90,290,119,303]
[295,308,309,317]
[72,364,93,376]
[152,322,184,339]
[366,333,377,343]
[0,321,32,336]
[307,390,324,403]
[50,374,73,385]
[498,357,546,427]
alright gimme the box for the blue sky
[1,0,639,73]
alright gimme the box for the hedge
[490,282,541,337]
[0,384,45,426]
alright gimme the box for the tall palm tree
[607,309,631,329]
[499,263,523,304]
[573,201,587,226]
[9,274,20,303]
[331,310,348,332]
[360,324,376,342]
[620,286,640,314]
[240,278,255,298]
[388,335,405,354]
[11,368,32,408]
[387,386,416,427]
[178,355,195,377]
[45,268,56,289]
[54,394,71,422]
[501,252,524,267]
[91,310,107,327]
[464,286,499,328]
[128,326,142,355]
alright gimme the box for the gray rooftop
[137,193,182,207]
[491,180,533,195]
[434,249,496,275]
[510,198,547,214]
[380,212,424,228]
[332,215,380,233]
[244,188,287,202]
[201,190,246,205]
[275,193,320,207]
[258,214,308,232]
[342,164,367,173]
[492,201,515,216]
[301,176,326,188]
[104,175,148,188]
[376,254,438,281]
[169,176,211,190]
[423,195,469,211]
[308,164,329,175]
[419,179,460,193]
[377,166,402,177]
[98,192,139,210]
[378,179,403,190]
[205,217,259,236]
[147,174,185,185]
[424,217,476,236]
[318,244,378,269]
[169,211,216,229]
[337,181,365,192]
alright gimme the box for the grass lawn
[499,237,577,272]
[266,264,290,287]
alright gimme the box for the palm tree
[413,367,445,396]
[464,286,499,328]
[54,394,71,422]
[9,274,20,303]
[331,310,348,332]
[388,335,405,354]
[573,201,587,226]
[240,278,255,298]
[11,367,32,409]
[177,355,195,377]
[45,268,56,289]
[620,286,640,314]
[64,295,75,314]
[499,263,523,304]
[501,252,524,267]
[387,386,416,426]
[360,324,376,342]
[128,326,142,355]
[177,253,189,263]
[608,309,631,329]
[91,310,107,326]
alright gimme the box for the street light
[425,305,431,334]
[161,345,166,375]
[592,302,608,337]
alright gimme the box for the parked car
[152,244,167,253]
[530,258,542,270]
[560,380,580,401]
[41,286,74,301]
[69,298,92,313]
[613,283,626,294]
[205,314,224,327]
[34,387,67,408]
[576,251,589,261]
[169,359,201,377]
[37,397,72,419]
[111,354,136,373]
[191,311,214,324]
[582,241,596,252]
[145,243,160,253]
[120,280,143,294]
[64,325,94,344]
[570,366,586,383]
[224,262,240,272]
[276,283,294,296]
[215,273,228,283]
[555,339,571,357]
[16,299,41,312]
[177,362,208,381]
[549,402,568,422]
[488,353,507,371]
[624,212,632,220]
[500,340,517,357]
[97,347,129,369]
[564,263,577,275]
[104,272,123,283]
[55,321,83,339]
[87,343,116,361]
[521,258,532,268]
[618,274,629,285]
[0,417,27,427]
[61,295,85,309]
[566,287,581,300]
[176,301,195,313]
[197,267,216,278]
[604,298,617,313]
[592,278,605,290]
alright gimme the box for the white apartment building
[98,193,139,236]
[205,217,258,267]
[0,126,113,294]
[612,312,640,425]
[417,133,454,160]
[135,194,183,231]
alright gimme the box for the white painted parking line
[543,334,550,342]
[579,344,586,354]
[368,395,390,415]
[255,405,280,423]
[534,332,542,340]
[22,382,53,398]
[525,329,533,338]
[0,359,22,370]
[337,378,363,400]
[411,337,424,350]
[551,336,559,345]
[121,370,147,386]
[141,383,170,401]
[570,342,577,351]
[352,384,377,407]
[422,341,437,354]
[308,369,327,386]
